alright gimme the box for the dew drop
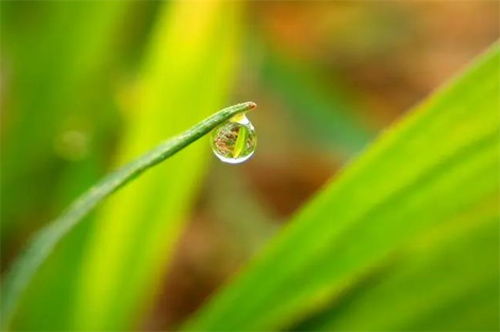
[210,114,256,164]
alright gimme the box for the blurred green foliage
[1,1,498,331]
[1,2,131,329]
[3,0,242,330]
[1,1,127,235]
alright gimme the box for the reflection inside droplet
[210,114,256,164]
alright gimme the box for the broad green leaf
[294,200,499,330]
[183,43,500,331]
[72,0,242,330]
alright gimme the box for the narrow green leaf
[0,101,255,329]
[183,43,500,331]
[72,1,243,329]
[233,125,249,158]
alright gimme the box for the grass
[1,1,498,330]
[71,1,243,329]
[0,102,256,329]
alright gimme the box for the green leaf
[233,125,249,158]
[294,200,499,331]
[71,1,244,329]
[183,43,500,331]
[0,101,255,329]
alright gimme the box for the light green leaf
[183,43,500,331]
[72,0,243,330]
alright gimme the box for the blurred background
[1,0,498,330]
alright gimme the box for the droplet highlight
[210,114,256,164]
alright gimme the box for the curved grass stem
[0,101,256,328]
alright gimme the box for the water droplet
[210,114,256,164]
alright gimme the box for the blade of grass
[302,220,500,331]
[293,196,499,330]
[183,43,499,331]
[72,1,243,329]
[0,101,256,329]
